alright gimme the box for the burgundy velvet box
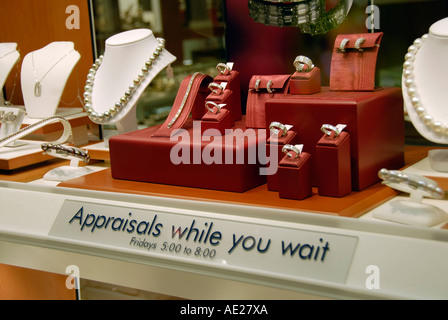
[265,87,405,191]
[109,117,267,192]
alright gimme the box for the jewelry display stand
[403,18,448,171]
[0,43,20,106]
[85,29,176,148]
[373,169,448,227]
[21,42,81,119]
[42,146,92,182]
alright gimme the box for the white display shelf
[0,178,447,300]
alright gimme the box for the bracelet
[41,143,90,163]
[378,168,444,199]
[0,115,73,149]
[248,0,351,35]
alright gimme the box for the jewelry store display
[32,49,75,97]
[248,0,353,35]
[83,37,166,124]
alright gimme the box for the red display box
[109,117,267,192]
[316,131,352,197]
[278,152,312,200]
[265,87,405,191]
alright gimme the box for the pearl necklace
[83,37,166,123]
[403,34,447,136]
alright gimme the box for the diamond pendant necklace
[83,37,166,123]
[31,49,75,97]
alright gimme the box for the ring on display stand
[293,55,315,72]
[321,124,346,137]
[216,62,231,75]
[205,101,224,114]
[282,144,303,159]
[208,82,224,95]
[372,168,448,227]
[269,121,292,137]
[254,79,261,92]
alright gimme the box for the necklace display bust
[0,43,21,105]
[21,42,80,119]
[403,18,448,144]
[86,29,176,134]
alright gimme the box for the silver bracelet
[41,143,90,164]
[378,168,444,199]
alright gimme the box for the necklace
[83,37,166,123]
[32,49,75,97]
[3,62,19,105]
[403,34,448,136]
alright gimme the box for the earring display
[330,32,383,91]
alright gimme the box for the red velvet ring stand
[316,131,352,197]
[201,109,233,136]
[278,152,312,200]
[290,67,321,95]
[266,130,298,191]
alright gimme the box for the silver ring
[321,124,341,138]
[208,82,224,95]
[269,121,288,137]
[282,144,301,159]
[378,168,444,199]
[355,38,366,52]
[338,38,350,52]
[205,101,222,114]
[293,55,314,72]
[216,63,231,75]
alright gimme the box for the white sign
[49,200,358,284]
